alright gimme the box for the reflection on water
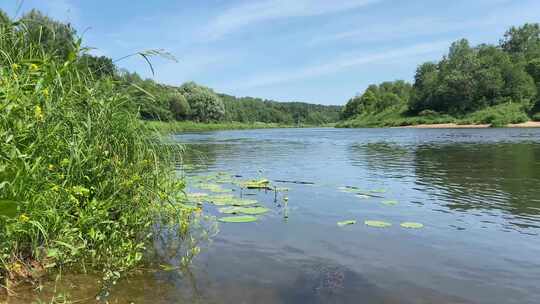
[8,128,540,303]
[414,143,540,223]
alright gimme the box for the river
[14,127,540,303]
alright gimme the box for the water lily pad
[231,199,258,206]
[208,194,236,205]
[237,206,269,215]
[400,222,424,229]
[355,194,370,199]
[218,206,242,214]
[369,188,387,193]
[381,200,398,206]
[337,220,356,227]
[219,215,258,223]
[242,179,271,189]
[364,220,392,228]
[218,206,269,215]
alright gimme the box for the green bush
[459,103,529,127]
[532,112,540,121]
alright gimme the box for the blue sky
[1,0,539,105]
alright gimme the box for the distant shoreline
[395,121,540,129]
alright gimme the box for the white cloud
[311,1,540,46]
[202,0,381,40]
[222,40,450,89]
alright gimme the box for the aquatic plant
[337,220,356,227]
[218,216,258,223]
[381,200,398,206]
[400,222,424,229]
[242,179,271,189]
[364,221,392,228]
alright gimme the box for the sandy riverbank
[397,121,540,129]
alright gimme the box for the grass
[146,120,300,133]
[337,103,533,128]
[0,18,197,294]
[459,103,529,127]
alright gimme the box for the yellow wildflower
[30,63,39,71]
[19,214,29,223]
[34,105,44,122]
[11,63,19,70]
[48,164,55,171]
[42,88,49,97]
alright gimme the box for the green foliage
[460,103,530,127]
[341,81,411,120]
[341,23,540,127]
[501,23,540,58]
[0,13,195,288]
[221,94,341,125]
[532,112,540,121]
[168,93,190,120]
[410,40,536,114]
[19,9,77,60]
[78,54,116,79]
[179,82,225,122]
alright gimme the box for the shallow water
[11,127,540,303]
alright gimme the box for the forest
[339,23,540,127]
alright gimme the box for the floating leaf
[242,179,270,189]
[218,206,268,215]
[273,187,289,192]
[218,206,242,214]
[186,192,209,202]
[370,188,387,193]
[208,194,236,206]
[400,222,424,229]
[381,200,398,206]
[237,206,269,215]
[356,194,370,199]
[337,220,356,227]
[364,220,392,228]
[231,199,258,206]
[219,215,258,223]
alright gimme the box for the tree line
[0,9,340,125]
[341,23,540,125]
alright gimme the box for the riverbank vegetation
[338,23,540,128]
[121,73,341,128]
[147,121,296,133]
[0,9,201,295]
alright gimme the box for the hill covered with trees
[338,23,540,127]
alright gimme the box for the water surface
[15,128,540,303]
[168,128,540,304]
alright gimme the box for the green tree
[501,23,540,57]
[179,82,225,122]
[19,9,77,60]
[168,93,191,120]
[78,54,116,78]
